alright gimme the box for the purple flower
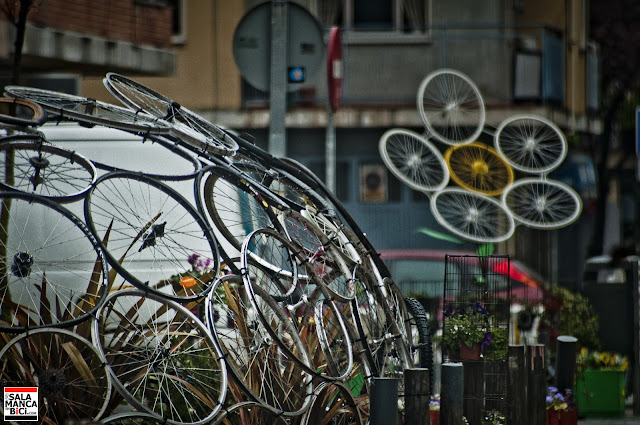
[187,253,200,267]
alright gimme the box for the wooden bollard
[370,377,398,425]
[405,368,431,425]
[441,362,464,425]
[526,344,546,425]
[508,345,526,425]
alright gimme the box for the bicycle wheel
[4,85,173,134]
[84,171,220,301]
[494,114,567,174]
[301,381,367,425]
[241,228,299,298]
[0,134,97,201]
[0,96,45,127]
[444,142,514,196]
[211,401,290,425]
[417,69,485,146]
[279,210,356,302]
[104,73,238,156]
[0,328,112,423]
[501,177,582,229]
[0,192,108,332]
[430,188,515,243]
[197,165,281,253]
[205,276,314,416]
[102,412,168,424]
[404,297,433,394]
[92,289,227,425]
[379,128,449,192]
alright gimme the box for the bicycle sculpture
[0,73,436,424]
[380,68,582,245]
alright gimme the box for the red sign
[327,26,343,111]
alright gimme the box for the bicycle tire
[104,73,238,156]
[91,289,228,425]
[501,177,582,229]
[205,275,314,416]
[0,327,112,422]
[84,171,220,301]
[404,297,434,394]
[0,134,97,202]
[379,128,450,192]
[494,114,567,174]
[0,191,108,333]
[4,85,173,134]
[430,187,516,243]
[417,68,485,146]
[0,96,45,126]
[444,141,514,196]
[102,412,169,424]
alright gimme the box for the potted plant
[546,386,577,425]
[575,347,629,417]
[429,395,440,425]
[442,302,491,360]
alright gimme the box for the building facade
[2,0,602,286]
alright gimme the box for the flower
[546,386,575,412]
[577,347,629,371]
[481,409,506,425]
[429,394,440,411]
[443,302,492,354]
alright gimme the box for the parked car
[380,249,545,324]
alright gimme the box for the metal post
[370,377,398,425]
[405,368,431,425]
[269,0,287,157]
[526,344,546,425]
[441,362,464,425]
[508,345,527,425]
[325,107,336,193]
[555,335,578,392]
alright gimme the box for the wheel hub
[11,252,34,277]
[39,368,66,397]
[471,160,489,175]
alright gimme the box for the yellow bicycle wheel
[444,142,514,196]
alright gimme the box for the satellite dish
[232,1,325,93]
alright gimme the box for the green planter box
[576,369,625,417]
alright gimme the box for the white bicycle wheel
[430,187,515,243]
[501,177,582,229]
[378,128,449,192]
[417,69,485,146]
[92,289,227,425]
[493,114,567,174]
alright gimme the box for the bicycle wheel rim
[5,85,173,134]
[501,177,582,229]
[0,328,112,422]
[430,188,515,243]
[444,142,514,196]
[84,171,220,301]
[301,381,367,425]
[197,165,281,253]
[0,136,97,202]
[0,192,108,332]
[379,128,449,192]
[105,73,238,156]
[417,69,485,146]
[494,114,567,174]
[92,289,227,425]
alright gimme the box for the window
[168,0,186,44]
[303,0,430,32]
